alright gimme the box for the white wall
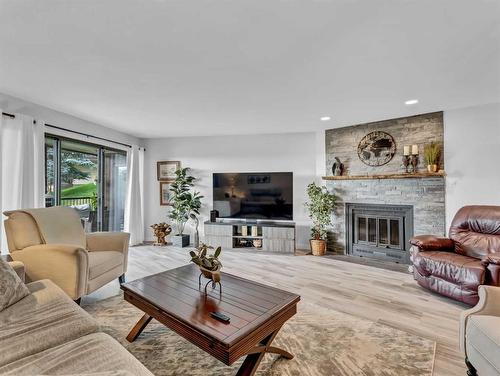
[144,132,316,249]
[444,102,500,229]
[0,92,142,147]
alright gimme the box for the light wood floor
[85,246,468,376]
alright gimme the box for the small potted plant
[305,182,336,256]
[189,243,222,284]
[424,142,440,173]
[169,167,203,247]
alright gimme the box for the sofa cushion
[88,251,123,280]
[466,315,500,374]
[413,250,485,291]
[0,279,98,366]
[0,333,153,376]
[0,258,30,311]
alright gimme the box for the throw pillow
[0,258,30,311]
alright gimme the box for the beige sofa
[0,261,153,376]
[460,285,500,376]
[3,207,129,302]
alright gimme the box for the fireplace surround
[346,203,413,263]
[324,112,446,261]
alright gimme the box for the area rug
[84,295,435,376]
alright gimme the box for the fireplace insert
[345,203,413,263]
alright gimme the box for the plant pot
[172,234,190,247]
[427,164,438,173]
[310,239,327,256]
[199,264,222,283]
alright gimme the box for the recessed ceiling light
[320,116,331,121]
[405,99,419,105]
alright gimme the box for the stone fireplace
[324,112,446,263]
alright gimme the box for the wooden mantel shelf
[322,171,446,181]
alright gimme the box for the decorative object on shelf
[252,239,262,248]
[157,160,180,182]
[357,131,396,167]
[251,225,258,237]
[423,142,440,173]
[305,182,336,256]
[241,225,248,236]
[169,167,203,247]
[159,182,172,206]
[402,145,411,173]
[189,243,222,295]
[331,157,344,176]
[150,222,172,246]
[410,144,419,173]
[210,210,219,222]
[189,213,200,248]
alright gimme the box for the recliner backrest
[449,205,500,259]
[3,206,86,252]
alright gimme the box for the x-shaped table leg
[235,326,293,376]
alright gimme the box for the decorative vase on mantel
[427,164,438,173]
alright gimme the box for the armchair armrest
[8,261,26,282]
[11,244,89,300]
[459,285,500,355]
[409,235,455,252]
[86,232,130,253]
[86,232,130,275]
[481,253,500,265]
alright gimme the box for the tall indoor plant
[169,167,203,247]
[305,182,336,256]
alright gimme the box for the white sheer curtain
[124,145,144,245]
[0,112,45,251]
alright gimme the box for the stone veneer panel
[325,112,444,175]
[324,112,446,255]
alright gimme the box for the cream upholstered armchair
[3,206,129,303]
[460,285,500,376]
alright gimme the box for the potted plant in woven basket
[305,182,336,256]
[424,142,440,173]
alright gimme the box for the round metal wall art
[357,131,396,166]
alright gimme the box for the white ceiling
[0,0,499,138]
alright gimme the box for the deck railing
[60,196,93,207]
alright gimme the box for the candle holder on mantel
[402,155,410,173]
[402,145,411,173]
[410,144,419,173]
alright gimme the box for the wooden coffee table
[121,264,300,376]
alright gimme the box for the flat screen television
[213,172,293,220]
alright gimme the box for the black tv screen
[213,172,293,220]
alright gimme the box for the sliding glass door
[45,135,127,232]
[101,148,127,231]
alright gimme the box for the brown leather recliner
[410,205,500,305]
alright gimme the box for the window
[45,135,127,232]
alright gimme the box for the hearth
[345,203,413,264]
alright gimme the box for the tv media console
[204,220,295,254]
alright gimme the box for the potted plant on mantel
[169,167,203,247]
[305,182,336,256]
[424,142,440,173]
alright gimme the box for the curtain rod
[43,123,132,149]
[2,111,133,149]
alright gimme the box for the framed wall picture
[157,161,180,181]
[160,182,172,206]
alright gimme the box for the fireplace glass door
[354,215,403,250]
